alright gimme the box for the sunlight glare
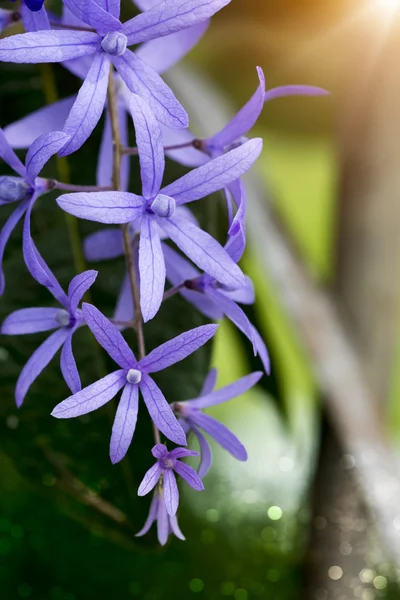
[375,0,400,17]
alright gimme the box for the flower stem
[107,68,161,446]
[53,182,113,192]
[122,140,201,156]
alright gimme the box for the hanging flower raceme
[1,263,97,406]
[0,0,230,154]
[138,444,204,515]
[51,303,218,463]
[0,129,70,294]
[57,94,262,322]
[172,369,262,477]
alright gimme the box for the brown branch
[247,185,400,563]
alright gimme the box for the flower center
[101,32,127,57]
[160,457,174,470]
[126,369,142,384]
[150,194,176,218]
[0,177,30,203]
[55,309,71,328]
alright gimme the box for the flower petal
[95,0,120,19]
[189,411,247,461]
[60,329,81,393]
[190,424,212,478]
[137,462,162,496]
[59,53,110,156]
[173,461,204,491]
[136,20,209,75]
[16,328,69,408]
[200,368,217,396]
[112,49,188,129]
[157,493,169,545]
[210,67,265,148]
[0,30,100,64]
[4,97,76,149]
[160,214,246,289]
[68,270,98,314]
[57,191,145,224]
[82,302,136,368]
[51,369,126,418]
[264,85,329,103]
[139,213,165,322]
[114,272,134,323]
[139,324,218,373]
[135,492,158,537]
[185,371,262,409]
[0,128,26,176]
[0,201,29,295]
[122,0,230,45]
[207,287,256,353]
[20,3,50,32]
[139,374,186,445]
[161,138,262,204]
[110,383,139,464]
[84,228,123,262]
[1,307,60,335]
[97,106,130,191]
[168,447,199,459]
[163,469,179,515]
[169,513,185,541]
[63,0,122,33]
[25,131,70,184]
[129,94,164,199]
[251,325,271,375]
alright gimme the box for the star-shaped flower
[136,485,185,546]
[1,264,97,407]
[172,369,262,477]
[51,303,218,463]
[0,129,70,294]
[138,444,204,515]
[0,0,230,154]
[57,95,262,322]
[162,67,329,223]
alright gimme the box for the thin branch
[53,182,113,192]
[107,68,160,445]
[247,183,400,563]
[122,140,201,156]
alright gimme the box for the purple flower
[138,444,204,515]
[51,303,218,462]
[136,486,185,546]
[11,0,45,12]
[8,0,49,32]
[173,369,262,477]
[0,0,230,154]
[163,222,271,374]
[0,129,70,294]
[163,67,329,223]
[1,267,97,407]
[57,95,262,321]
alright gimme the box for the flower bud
[101,32,128,57]
[0,176,30,203]
[150,194,176,218]
[55,309,71,328]
[126,369,142,384]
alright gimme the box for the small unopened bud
[55,309,71,328]
[101,31,128,56]
[0,176,29,203]
[126,369,142,384]
[150,194,176,218]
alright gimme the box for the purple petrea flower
[10,0,45,12]
[7,0,49,33]
[138,444,204,515]
[57,95,262,322]
[51,303,218,462]
[0,0,230,154]
[1,267,97,407]
[136,486,186,546]
[162,67,329,222]
[172,369,262,477]
[0,129,70,294]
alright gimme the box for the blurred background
[2,0,400,598]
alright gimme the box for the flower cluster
[0,0,327,545]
